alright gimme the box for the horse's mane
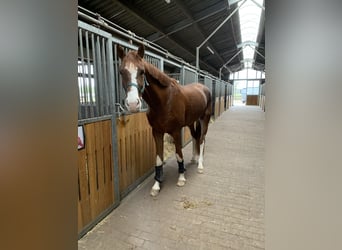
[143,60,178,87]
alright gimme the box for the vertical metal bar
[85,30,95,118]
[96,36,104,116]
[106,31,120,206]
[233,72,236,104]
[101,37,109,115]
[211,79,215,116]
[106,39,115,115]
[160,57,164,71]
[91,33,100,117]
[196,47,200,71]
[77,63,82,120]
[118,48,125,107]
[79,28,89,119]
[113,45,120,106]
[220,80,222,114]
[224,81,226,109]
[111,114,120,204]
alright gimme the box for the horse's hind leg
[198,114,211,174]
[171,130,186,187]
[191,137,198,163]
[197,120,205,173]
[150,129,164,197]
[189,122,200,163]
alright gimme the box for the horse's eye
[140,70,145,75]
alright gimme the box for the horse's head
[117,44,146,112]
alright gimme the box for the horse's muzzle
[125,97,141,112]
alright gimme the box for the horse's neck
[143,62,171,110]
[144,62,167,83]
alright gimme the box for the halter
[127,75,150,94]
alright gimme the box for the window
[78,60,96,104]
[238,0,264,68]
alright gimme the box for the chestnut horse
[117,44,211,196]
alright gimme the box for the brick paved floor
[78,106,265,250]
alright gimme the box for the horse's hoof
[150,188,160,197]
[197,168,204,174]
[177,179,186,187]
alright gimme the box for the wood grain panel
[214,97,220,119]
[220,97,224,115]
[246,95,259,105]
[116,112,156,195]
[78,119,114,233]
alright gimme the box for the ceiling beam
[147,3,228,43]
[172,0,225,66]
[113,0,219,75]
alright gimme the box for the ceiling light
[207,46,214,55]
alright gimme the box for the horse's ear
[117,45,125,59]
[137,44,145,58]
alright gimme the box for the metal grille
[204,76,213,94]
[182,67,197,85]
[78,28,115,120]
[221,81,225,98]
[145,54,161,69]
[214,80,221,97]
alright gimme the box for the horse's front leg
[171,130,186,187]
[150,129,164,197]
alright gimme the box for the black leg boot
[178,160,186,174]
[154,165,163,183]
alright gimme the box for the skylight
[238,0,263,68]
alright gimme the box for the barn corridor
[78,105,265,250]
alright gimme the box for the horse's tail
[204,86,212,116]
[199,86,212,141]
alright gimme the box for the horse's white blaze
[125,62,141,111]
[176,153,183,162]
[125,62,138,80]
[150,181,160,196]
[156,155,163,166]
[177,173,186,187]
[198,141,204,173]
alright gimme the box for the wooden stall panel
[220,97,225,115]
[78,120,115,233]
[246,95,259,105]
[214,97,220,119]
[116,112,156,196]
[78,148,90,232]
